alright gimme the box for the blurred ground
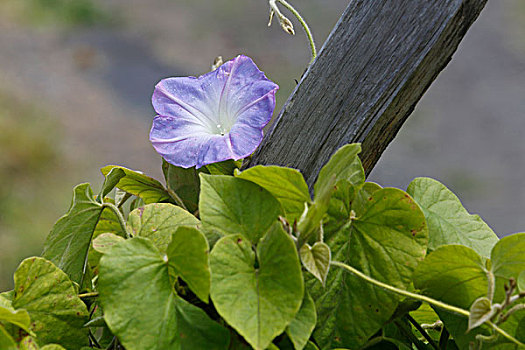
[0,0,524,289]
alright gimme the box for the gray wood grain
[248,0,487,190]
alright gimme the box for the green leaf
[40,345,67,350]
[205,159,242,175]
[414,238,525,348]
[162,159,202,212]
[98,237,229,350]
[127,203,199,253]
[200,174,282,244]
[99,167,126,201]
[315,144,365,235]
[407,177,498,257]
[324,180,355,234]
[286,291,317,350]
[235,165,311,221]
[412,245,489,349]
[305,341,320,350]
[313,143,365,200]
[0,291,13,309]
[167,227,210,303]
[0,325,16,350]
[98,237,175,349]
[339,188,428,346]
[413,245,487,309]
[518,271,525,293]
[42,183,103,285]
[516,317,525,343]
[300,242,331,286]
[311,188,428,349]
[210,223,304,350]
[93,205,126,239]
[18,336,38,350]
[468,297,495,331]
[92,233,125,254]
[352,182,382,216]
[297,175,334,245]
[88,205,127,271]
[101,165,171,204]
[490,232,525,283]
[173,296,231,349]
[12,257,89,348]
[0,306,32,335]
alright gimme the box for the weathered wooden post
[248,0,487,189]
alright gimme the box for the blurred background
[0,0,524,290]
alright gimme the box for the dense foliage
[0,143,524,350]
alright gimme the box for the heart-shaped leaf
[490,232,525,285]
[0,325,16,350]
[210,223,304,350]
[127,203,199,253]
[407,177,498,257]
[315,144,365,235]
[98,237,229,350]
[311,188,428,349]
[235,165,311,222]
[42,183,104,285]
[88,206,128,270]
[517,317,525,343]
[300,242,331,286]
[297,175,334,245]
[313,144,365,201]
[0,306,32,335]
[413,245,488,309]
[200,174,282,244]
[167,227,210,303]
[12,257,89,349]
[412,245,489,348]
[41,345,67,350]
[101,165,171,204]
[205,159,242,175]
[351,182,382,216]
[468,297,495,331]
[19,336,40,350]
[99,167,126,201]
[286,291,317,350]
[162,159,204,212]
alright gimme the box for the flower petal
[235,91,277,129]
[153,77,219,132]
[196,135,236,168]
[218,56,279,129]
[150,116,210,168]
[150,55,278,167]
[229,122,264,159]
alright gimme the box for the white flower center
[216,124,227,136]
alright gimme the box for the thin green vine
[268,0,317,63]
[331,261,525,347]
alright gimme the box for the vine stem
[331,261,525,347]
[271,0,317,63]
[78,292,99,298]
[103,202,131,238]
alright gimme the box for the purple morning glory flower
[149,55,279,168]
